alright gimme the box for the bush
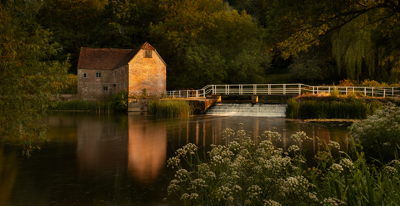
[165,127,400,205]
[111,90,128,112]
[147,99,191,117]
[349,103,400,164]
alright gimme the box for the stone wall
[77,69,114,100]
[128,50,166,96]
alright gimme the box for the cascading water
[206,103,286,117]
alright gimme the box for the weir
[207,103,287,117]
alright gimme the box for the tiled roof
[77,42,156,70]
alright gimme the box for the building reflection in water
[127,115,167,184]
[77,117,128,173]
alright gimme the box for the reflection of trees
[127,115,167,184]
[0,147,17,206]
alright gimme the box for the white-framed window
[145,50,152,58]
[96,72,101,78]
[103,86,108,91]
[83,73,87,78]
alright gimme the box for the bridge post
[372,88,374,97]
[254,84,257,95]
[346,87,348,96]
[268,84,271,95]
[384,89,386,97]
[179,91,181,98]
[364,87,366,96]
[313,87,315,94]
[392,87,394,96]
[298,84,301,95]
[283,84,286,95]
[196,90,199,98]
[203,89,205,98]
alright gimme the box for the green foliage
[349,103,400,164]
[166,127,400,205]
[147,99,191,118]
[286,98,299,119]
[0,2,69,156]
[150,0,269,89]
[286,99,382,119]
[111,90,128,112]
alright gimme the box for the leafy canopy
[0,1,69,156]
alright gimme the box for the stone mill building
[77,42,166,100]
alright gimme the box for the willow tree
[0,2,69,156]
[263,0,400,82]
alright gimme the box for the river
[0,112,351,206]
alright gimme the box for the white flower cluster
[247,185,262,198]
[216,186,233,201]
[339,158,354,172]
[263,199,282,206]
[383,166,398,176]
[263,131,282,142]
[290,131,311,143]
[288,145,300,153]
[180,193,199,200]
[175,169,189,182]
[191,178,207,188]
[328,140,340,150]
[222,128,235,140]
[175,143,198,157]
[330,163,344,173]
[167,156,180,168]
[281,176,314,195]
[167,179,180,195]
[320,197,345,206]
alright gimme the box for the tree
[0,1,69,156]
[37,0,107,73]
[262,0,400,82]
[150,0,269,89]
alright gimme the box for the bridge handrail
[165,84,400,98]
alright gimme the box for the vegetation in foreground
[148,99,191,118]
[165,105,400,205]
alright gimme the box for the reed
[147,99,191,117]
[286,98,382,119]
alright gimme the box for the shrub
[147,99,190,117]
[111,90,128,112]
[349,103,400,164]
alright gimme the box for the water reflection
[0,147,18,206]
[127,115,167,184]
[1,113,352,206]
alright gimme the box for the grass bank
[51,99,112,112]
[286,97,382,119]
[147,99,191,117]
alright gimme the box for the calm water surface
[0,113,351,206]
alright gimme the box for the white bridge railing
[164,84,400,98]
